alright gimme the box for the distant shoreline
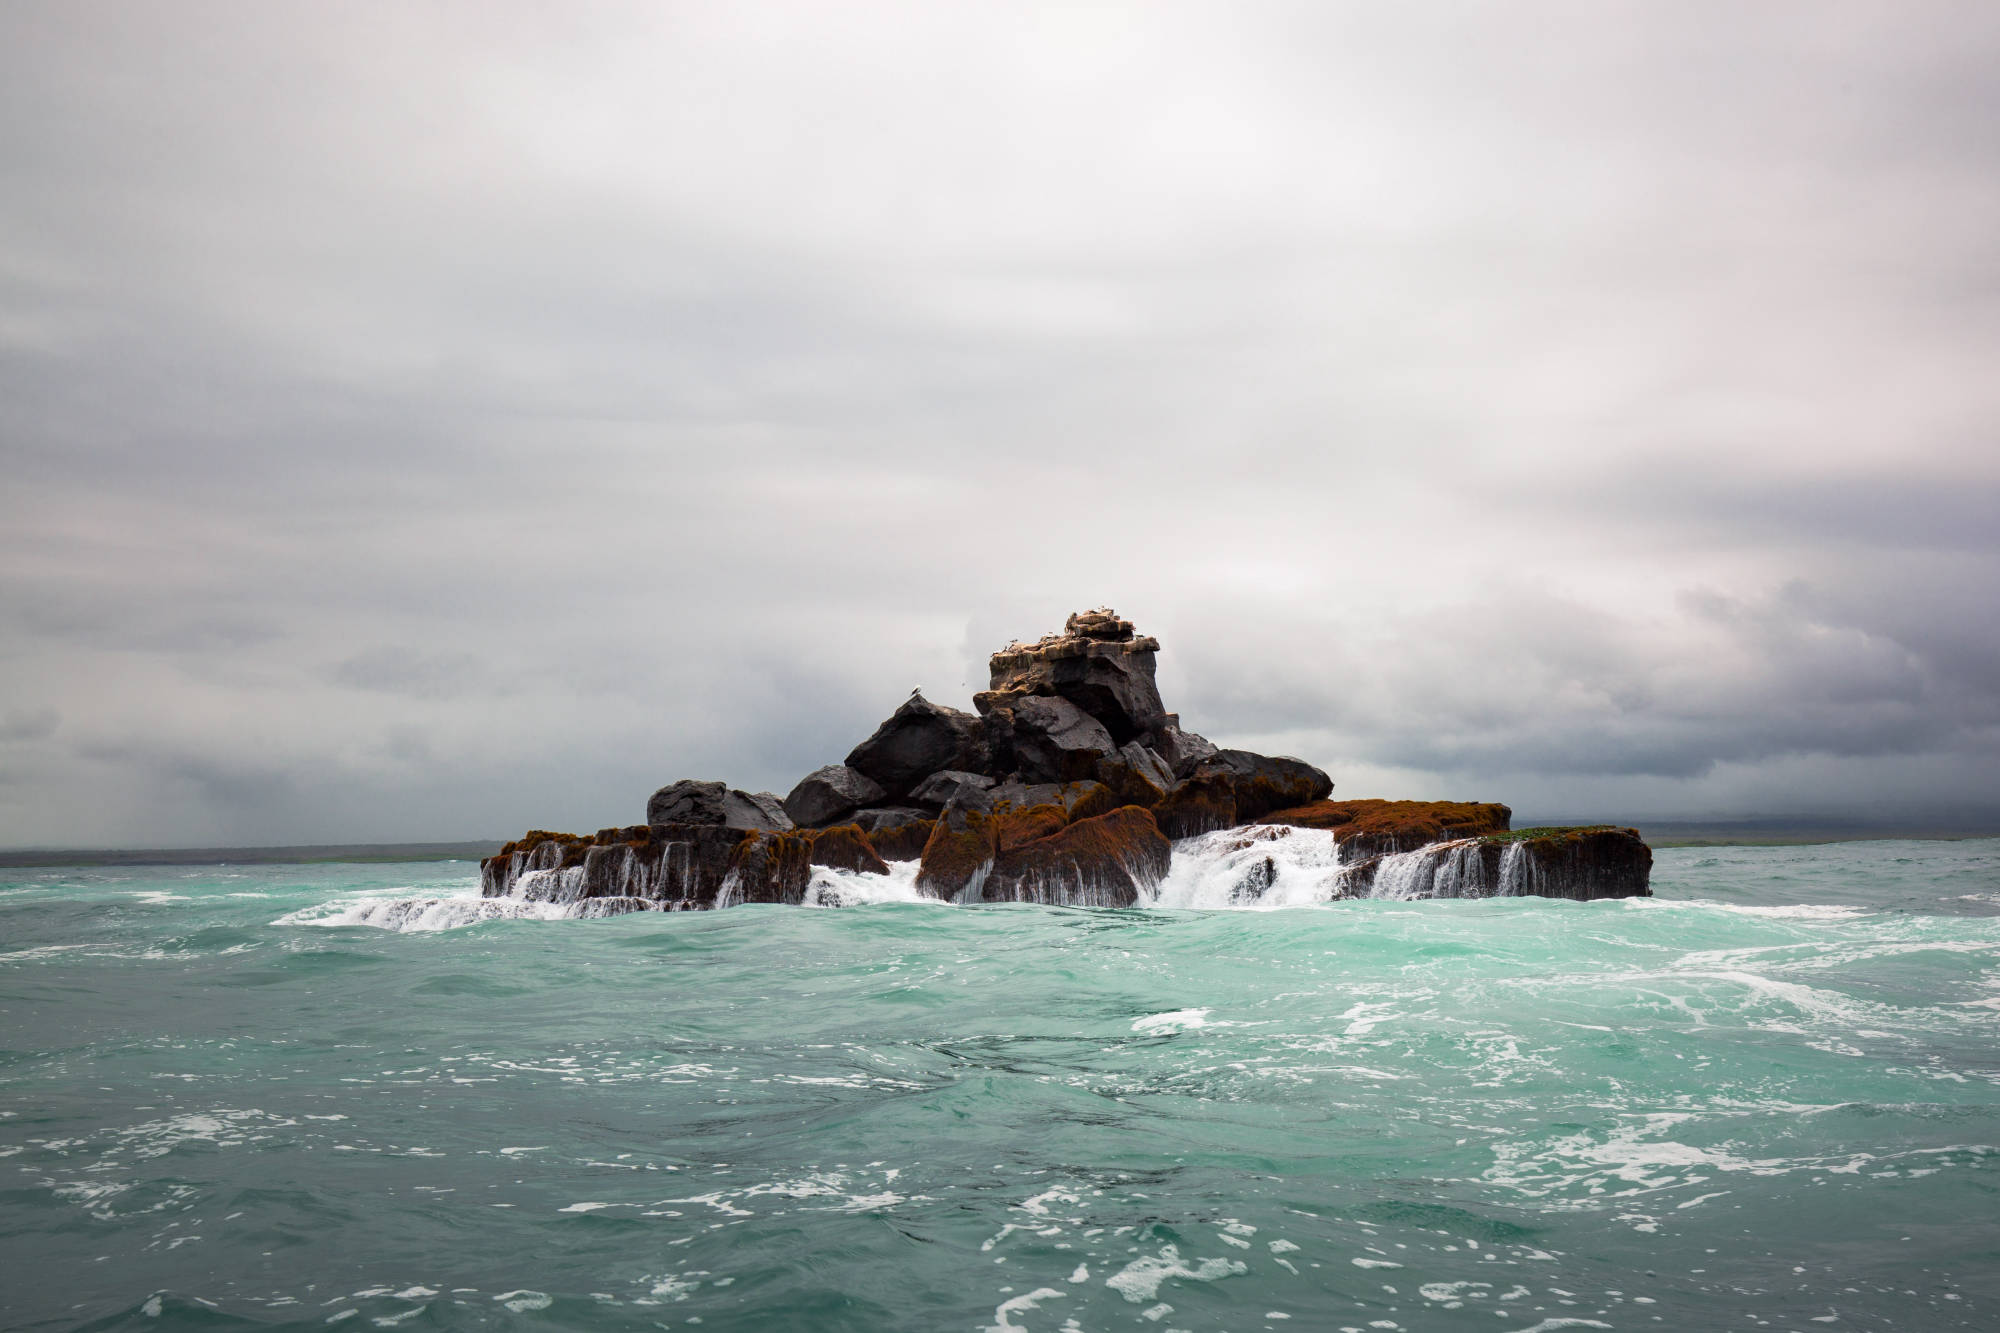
[2,824,1997,867]
[1544,820,2000,848]
[0,842,503,868]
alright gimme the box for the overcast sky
[2,2,1996,847]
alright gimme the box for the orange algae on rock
[984,805,1170,907]
[808,825,891,876]
[994,802,1069,853]
[863,817,935,863]
[1057,780,1121,823]
[1153,771,1238,838]
[1264,799,1513,856]
[914,807,999,900]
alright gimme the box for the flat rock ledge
[483,610,1651,908]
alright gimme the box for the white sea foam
[1105,1244,1247,1303]
[1132,1008,1212,1035]
[985,1286,1067,1332]
[803,860,930,907]
[279,893,658,932]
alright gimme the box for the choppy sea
[3,838,1998,1331]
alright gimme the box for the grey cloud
[332,647,487,702]
[72,738,299,818]
[2,2,1998,844]
[0,708,59,743]
[1176,582,1999,784]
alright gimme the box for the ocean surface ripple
[2,839,1997,1330]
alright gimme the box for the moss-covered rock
[914,805,999,901]
[1058,780,1121,823]
[994,802,1069,853]
[1093,742,1173,809]
[861,815,935,863]
[1265,799,1513,857]
[982,806,1171,907]
[1489,826,1651,900]
[1153,770,1238,838]
[1332,823,1650,901]
[808,825,891,876]
[723,829,817,905]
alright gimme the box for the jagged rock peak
[978,608,1169,746]
[993,607,1160,664]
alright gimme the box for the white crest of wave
[1132,1007,1211,1034]
[277,894,659,933]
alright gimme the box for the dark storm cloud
[1,1,1997,845]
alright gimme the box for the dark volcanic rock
[909,769,998,812]
[845,694,987,800]
[722,830,815,905]
[646,780,795,831]
[859,812,935,862]
[1155,751,1332,837]
[977,608,1168,744]
[1057,780,1121,823]
[1509,826,1651,900]
[1199,751,1334,821]
[913,801,998,901]
[486,825,751,908]
[849,805,932,833]
[989,780,1064,811]
[1152,721,1219,777]
[783,764,888,828]
[1332,825,1650,902]
[843,806,936,860]
[1093,741,1175,809]
[1153,770,1239,839]
[994,802,1069,853]
[982,806,1171,907]
[989,695,1116,784]
[738,790,792,829]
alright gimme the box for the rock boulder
[976,607,1168,744]
[1155,751,1332,837]
[783,764,887,828]
[909,769,998,812]
[646,780,795,831]
[844,694,987,800]
[988,695,1116,783]
[982,806,1172,907]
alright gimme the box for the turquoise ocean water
[3,840,1998,1330]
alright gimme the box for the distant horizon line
[4,815,2000,866]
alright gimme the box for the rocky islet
[482,610,1651,909]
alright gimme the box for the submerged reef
[483,609,1651,909]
